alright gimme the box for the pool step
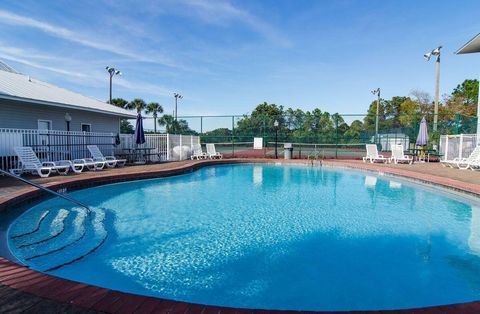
[11,209,69,248]
[10,210,50,239]
[26,208,108,272]
[20,208,88,260]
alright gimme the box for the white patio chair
[73,158,105,171]
[389,145,413,164]
[442,146,480,170]
[87,145,126,168]
[206,144,223,159]
[362,144,387,163]
[13,147,70,178]
[191,144,207,160]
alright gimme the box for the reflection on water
[364,175,377,188]
[253,166,263,186]
[389,181,402,189]
[469,206,480,256]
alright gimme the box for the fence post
[455,114,460,134]
[179,135,183,160]
[200,116,203,135]
[166,134,170,161]
[263,117,266,158]
[232,116,235,157]
[459,134,463,159]
[335,116,339,159]
[444,135,448,161]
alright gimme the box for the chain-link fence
[128,113,478,160]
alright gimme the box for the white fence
[0,128,200,171]
[439,134,478,161]
[118,134,200,162]
[0,128,116,171]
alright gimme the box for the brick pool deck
[1,159,480,313]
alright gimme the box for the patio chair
[362,144,387,163]
[389,145,413,164]
[87,145,126,168]
[206,144,223,159]
[443,146,480,170]
[73,158,105,171]
[191,144,207,160]
[13,147,70,178]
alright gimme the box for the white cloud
[176,0,292,47]
[0,9,178,67]
[0,53,86,77]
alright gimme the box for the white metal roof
[456,33,480,54]
[0,65,136,118]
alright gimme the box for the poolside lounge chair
[389,145,413,164]
[441,146,480,170]
[206,144,223,159]
[363,144,387,163]
[73,158,105,171]
[87,145,126,168]
[191,144,207,160]
[13,147,70,178]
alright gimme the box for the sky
[0,0,480,130]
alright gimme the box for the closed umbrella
[416,117,428,146]
[134,113,145,145]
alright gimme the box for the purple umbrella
[416,116,428,146]
[134,113,145,145]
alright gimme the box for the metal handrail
[0,169,90,211]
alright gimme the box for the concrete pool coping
[1,158,480,313]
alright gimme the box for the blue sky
[0,0,479,124]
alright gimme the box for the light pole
[106,66,121,104]
[424,46,442,132]
[371,88,381,142]
[274,119,279,159]
[173,93,183,121]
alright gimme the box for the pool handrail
[0,169,90,212]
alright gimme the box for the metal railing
[0,128,116,171]
[439,134,478,161]
[0,169,90,211]
[118,133,200,162]
[127,113,478,159]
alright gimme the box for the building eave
[0,94,137,119]
[456,33,480,54]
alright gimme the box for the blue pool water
[6,164,480,311]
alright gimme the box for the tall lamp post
[371,88,381,143]
[106,66,121,104]
[173,93,183,121]
[274,120,279,159]
[424,46,442,132]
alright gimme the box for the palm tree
[145,102,164,133]
[125,98,146,114]
[110,98,128,109]
[158,114,177,133]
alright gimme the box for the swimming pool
[6,164,480,311]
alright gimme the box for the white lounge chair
[206,144,223,159]
[73,158,105,171]
[191,144,207,160]
[441,146,480,170]
[87,145,126,168]
[363,144,387,163]
[13,147,70,178]
[389,145,413,164]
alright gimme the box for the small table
[122,147,155,164]
[408,148,442,163]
